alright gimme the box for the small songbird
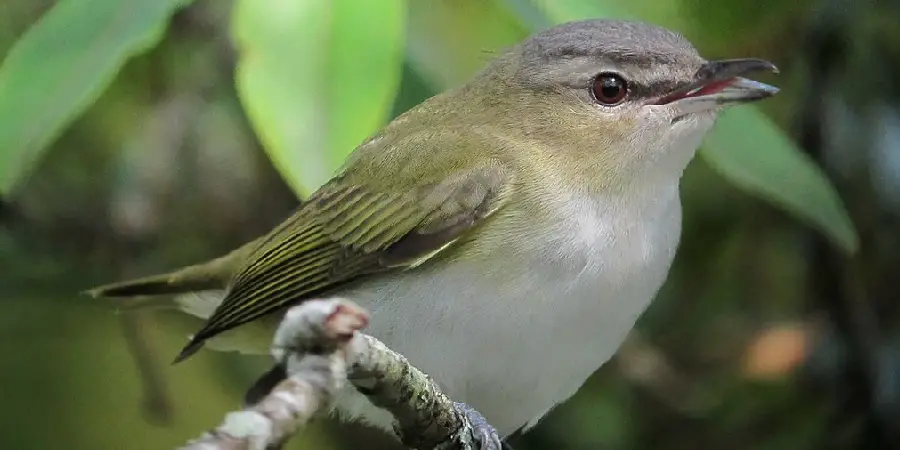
[90,19,778,447]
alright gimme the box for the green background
[2,0,899,449]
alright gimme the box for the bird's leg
[244,363,288,406]
[453,402,510,450]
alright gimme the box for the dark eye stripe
[625,80,681,100]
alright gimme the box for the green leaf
[702,108,859,254]
[232,0,406,197]
[0,0,193,197]
[529,0,687,30]
[406,0,529,89]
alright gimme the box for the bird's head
[472,19,778,187]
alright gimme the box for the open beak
[654,58,779,115]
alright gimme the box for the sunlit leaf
[703,108,859,254]
[0,0,193,196]
[232,0,406,197]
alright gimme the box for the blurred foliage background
[1,0,899,449]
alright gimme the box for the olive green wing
[174,163,511,361]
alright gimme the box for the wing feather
[174,163,510,361]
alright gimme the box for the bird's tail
[85,238,271,363]
[86,271,222,298]
[86,238,262,299]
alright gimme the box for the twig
[179,298,487,450]
[119,312,172,424]
[346,334,479,450]
[178,299,364,450]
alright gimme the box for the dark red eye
[591,73,628,105]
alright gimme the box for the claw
[453,402,508,450]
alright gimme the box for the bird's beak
[653,58,779,115]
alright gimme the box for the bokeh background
[2,0,899,449]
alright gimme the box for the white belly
[331,186,683,435]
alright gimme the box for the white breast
[331,183,684,435]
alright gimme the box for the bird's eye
[591,73,628,105]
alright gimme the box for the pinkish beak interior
[653,78,736,105]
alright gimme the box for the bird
[88,18,778,448]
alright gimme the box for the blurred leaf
[530,0,622,22]
[679,0,813,56]
[232,0,406,197]
[407,0,529,89]
[0,0,192,196]
[702,108,859,254]
[529,0,687,30]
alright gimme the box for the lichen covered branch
[178,299,366,450]
[179,298,488,450]
[346,333,480,450]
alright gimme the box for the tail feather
[86,238,264,299]
[85,238,267,363]
[86,272,222,298]
[87,272,229,365]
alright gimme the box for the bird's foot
[453,402,510,450]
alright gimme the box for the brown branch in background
[118,312,172,424]
[179,299,489,450]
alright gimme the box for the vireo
[90,19,778,448]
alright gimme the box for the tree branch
[179,298,487,450]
